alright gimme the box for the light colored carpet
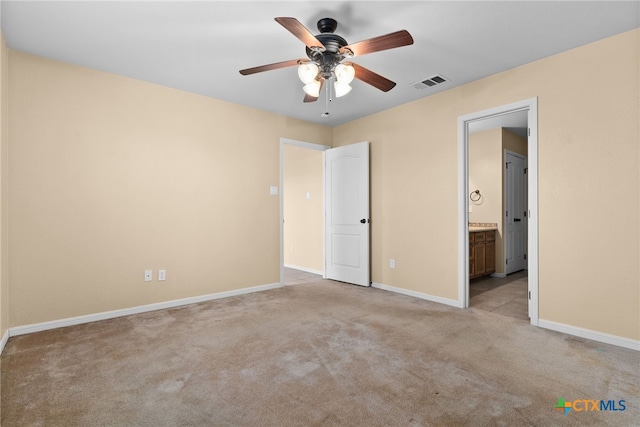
[2,279,638,426]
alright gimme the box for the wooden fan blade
[340,30,413,57]
[275,17,325,51]
[303,93,318,103]
[351,63,396,92]
[239,59,301,76]
[303,79,324,103]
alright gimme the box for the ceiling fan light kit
[239,16,414,108]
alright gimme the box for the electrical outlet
[390,259,396,269]
[158,270,166,281]
[144,270,152,282]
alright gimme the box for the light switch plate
[144,270,152,282]
[270,186,278,195]
[158,270,166,281]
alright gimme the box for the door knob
[360,219,366,224]
[514,218,522,222]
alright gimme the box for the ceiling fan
[239,17,414,104]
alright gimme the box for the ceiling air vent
[413,74,448,90]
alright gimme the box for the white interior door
[504,151,527,275]
[325,142,370,286]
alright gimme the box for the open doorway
[280,139,371,288]
[457,98,539,326]
[279,138,329,286]
[467,126,528,320]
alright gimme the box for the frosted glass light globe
[335,63,355,84]
[303,80,321,97]
[298,63,319,84]
[334,82,352,98]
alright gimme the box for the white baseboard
[538,319,640,351]
[0,329,8,354]
[372,283,638,351]
[372,282,462,308]
[9,282,283,338]
[7,281,637,354]
[284,264,323,276]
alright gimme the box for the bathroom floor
[470,270,529,321]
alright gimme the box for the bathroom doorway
[468,126,528,320]
[458,98,539,326]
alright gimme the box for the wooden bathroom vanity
[469,223,497,279]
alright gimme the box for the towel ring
[469,190,482,202]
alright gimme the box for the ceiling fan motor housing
[317,17,338,33]
[305,18,350,79]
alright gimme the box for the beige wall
[0,29,6,417]
[469,128,502,225]
[1,31,7,339]
[334,29,640,341]
[283,144,324,272]
[4,29,639,343]
[8,51,332,327]
[502,128,527,158]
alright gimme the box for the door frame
[457,98,539,326]
[279,138,331,286]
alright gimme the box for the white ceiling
[1,1,638,127]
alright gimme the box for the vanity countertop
[469,222,498,232]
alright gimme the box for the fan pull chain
[322,79,330,117]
